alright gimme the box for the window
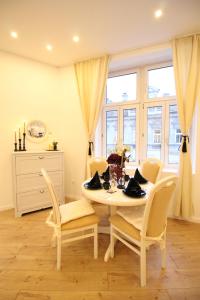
[176,129,182,144]
[106,73,137,104]
[103,105,139,162]
[153,130,161,144]
[147,66,176,99]
[168,105,181,164]
[100,63,180,167]
[146,105,163,160]
[105,110,118,156]
[123,108,137,161]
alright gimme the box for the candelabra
[22,132,26,151]
[14,123,27,152]
[18,138,22,151]
[14,142,18,152]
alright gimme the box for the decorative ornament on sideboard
[14,122,26,152]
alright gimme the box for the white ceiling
[0,0,200,69]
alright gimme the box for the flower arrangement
[107,145,131,167]
[107,145,131,180]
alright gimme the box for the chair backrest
[89,157,108,177]
[142,175,177,238]
[41,168,61,226]
[141,158,163,183]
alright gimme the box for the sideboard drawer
[16,154,63,175]
[13,151,64,217]
[16,186,62,212]
[16,171,63,193]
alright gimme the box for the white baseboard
[65,194,84,202]
[168,214,200,224]
[190,216,200,223]
[0,204,14,212]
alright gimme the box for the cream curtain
[74,55,110,178]
[172,34,200,218]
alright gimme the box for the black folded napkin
[123,178,146,198]
[123,189,146,198]
[101,166,110,182]
[84,171,102,190]
[126,178,141,192]
[133,168,148,184]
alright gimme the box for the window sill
[162,168,178,174]
[125,165,178,176]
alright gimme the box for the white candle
[19,128,21,139]
[15,131,17,143]
[23,122,26,134]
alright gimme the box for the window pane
[123,108,136,162]
[168,105,181,164]
[148,66,176,99]
[106,73,137,104]
[147,106,162,159]
[106,110,118,156]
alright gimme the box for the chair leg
[94,224,98,259]
[110,225,115,258]
[140,244,146,287]
[161,235,166,269]
[51,231,57,248]
[57,235,61,270]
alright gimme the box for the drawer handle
[38,173,43,176]
[38,156,44,159]
[40,190,44,193]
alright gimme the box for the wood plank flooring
[0,209,200,300]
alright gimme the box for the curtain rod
[173,31,200,40]
[111,42,171,61]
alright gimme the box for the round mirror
[27,120,47,142]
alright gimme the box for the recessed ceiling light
[154,9,163,18]
[73,35,80,43]
[10,31,18,39]
[46,44,53,51]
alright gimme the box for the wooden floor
[0,209,200,300]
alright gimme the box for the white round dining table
[81,180,154,262]
[81,181,153,207]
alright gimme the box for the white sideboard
[12,151,64,217]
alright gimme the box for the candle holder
[18,138,22,151]
[14,142,18,152]
[22,132,26,151]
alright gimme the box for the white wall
[192,103,200,221]
[0,50,200,221]
[0,51,86,210]
[58,66,87,199]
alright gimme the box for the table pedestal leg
[104,206,117,262]
[104,240,117,262]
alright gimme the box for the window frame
[102,103,140,165]
[105,68,140,107]
[144,62,176,103]
[100,62,180,169]
[165,101,181,167]
[143,101,166,163]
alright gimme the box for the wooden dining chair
[141,158,163,183]
[109,175,177,286]
[89,157,108,177]
[41,168,99,270]
[88,157,110,231]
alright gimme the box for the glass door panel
[123,108,136,162]
[106,110,118,156]
[147,106,162,159]
[168,105,180,164]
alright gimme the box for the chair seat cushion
[59,199,95,224]
[116,205,145,230]
[61,214,99,231]
[109,214,141,241]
